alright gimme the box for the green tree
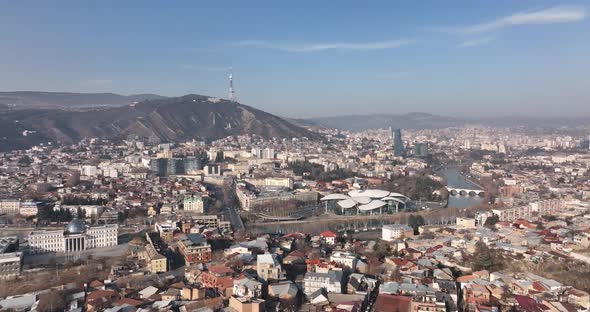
[289,160,325,179]
[474,242,494,271]
[543,215,558,222]
[408,214,425,235]
[76,207,86,219]
[372,240,392,259]
[484,215,499,228]
[18,155,32,166]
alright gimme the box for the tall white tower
[228,66,235,102]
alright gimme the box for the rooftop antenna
[228,66,235,102]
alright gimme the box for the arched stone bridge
[445,187,485,197]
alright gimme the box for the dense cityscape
[0,122,589,312]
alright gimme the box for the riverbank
[438,167,484,208]
[245,206,467,235]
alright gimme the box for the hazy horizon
[3,90,590,120]
[1,1,590,118]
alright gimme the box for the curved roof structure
[382,197,406,204]
[351,196,371,205]
[358,200,387,212]
[320,194,351,201]
[337,199,357,209]
[323,189,409,213]
[388,192,410,200]
[348,189,391,198]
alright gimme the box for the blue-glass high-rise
[393,128,404,157]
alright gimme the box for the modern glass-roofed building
[320,189,409,216]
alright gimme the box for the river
[439,167,484,208]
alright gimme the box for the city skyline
[1,1,589,118]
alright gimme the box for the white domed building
[28,218,118,254]
[321,189,409,216]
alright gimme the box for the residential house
[257,253,285,282]
[304,270,344,295]
[320,231,337,245]
[233,277,263,298]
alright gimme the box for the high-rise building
[150,157,198,177]
[150,158,168,177]
[167,158,184,176]
[393,129,405,157]
[184,157,201,173]
[413,142,429,158]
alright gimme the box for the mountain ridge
[304,113,590,131]
[305,112,462,131]
[0,91,166,109]
[0,94,319,151]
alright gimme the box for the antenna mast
[229,66,236,101]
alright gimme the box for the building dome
[66,218,86,234]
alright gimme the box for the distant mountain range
[0,94,318,151]
[1,91,588,151]
[0,91,165,109]
[305,113,590,131]
[304,113,462,131]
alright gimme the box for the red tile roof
[88,280,105,288]
[426,245,443,253]
[320,231,337,238]
[513,294,549,312]
[374,294,411,312]
[86,290,119,302]
[532,281,549,292]
[217,276,234,289]
[114,298,144,307]
[457,275,477,283]
[208,265,234,276]
[388,257,411,267]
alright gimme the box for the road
[248,208,458,226]
[224,206,245,232]
[218,178,245,232]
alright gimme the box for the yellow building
[144,243,167,273]
[456,217,476,229]
[156,150,173,159]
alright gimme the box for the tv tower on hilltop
[228,66,236,102]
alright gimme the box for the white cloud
[446,6,587,35]
[234,39,415,52]
[458,36,495,48]
[181,65,227,71]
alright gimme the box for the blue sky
[1,1,589,118]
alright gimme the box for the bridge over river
[439,167,486,207]
[445,187,485,197]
